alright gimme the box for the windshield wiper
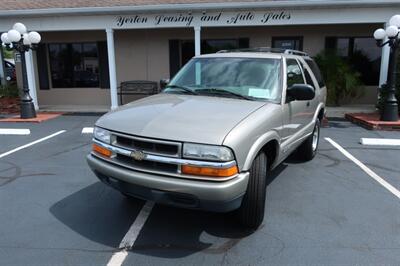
[165,85,198,95]
[196,88,254,101]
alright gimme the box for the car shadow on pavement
[49,164,287,259]
[130,163,287,258]
[50,182,145,248]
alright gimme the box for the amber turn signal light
[92,143,112,158]
[181,165,238,178]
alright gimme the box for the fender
[313,102,326,122]
[242,130,280,171]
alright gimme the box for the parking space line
[0,128,30,135]
[107,250,128,266]
[325,137,400,199]
[360,138,400,146]
[0,130,66,159]
[82,127,94,134]
[107,201,155,266]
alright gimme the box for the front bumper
[87,154,249,212]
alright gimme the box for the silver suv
[87,48,327,229]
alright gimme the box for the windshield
[166,57,282,102]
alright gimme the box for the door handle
[306,101,310,107]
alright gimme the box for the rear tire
[236,152,268,230]
[297,119,320,161]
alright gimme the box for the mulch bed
[0,112,64,123]
[0,97,20,115]
[345,112,400,131]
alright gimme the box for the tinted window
[325,37,381,85]
[177,38,250,69]
[286,59,304,88]
[49,43,100,88]
[303,67,315,87]
[272,37,303,51]
[169,58,282,101]
[305,59,325,88]
[4,62,13,69]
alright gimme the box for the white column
[379,23,390,86]
[194,26,201,56]
[106,28,118,110]
[25,50,38,110]
[0,48,5,85]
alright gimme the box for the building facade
[0,0,398,110]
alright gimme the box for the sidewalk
[39,105,110,113]
[325,104,376,118]
[1,104,379,119]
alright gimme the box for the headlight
[183,143,234,161]
[94,127,111,144]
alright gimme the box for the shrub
[314,50,363,106]
[0,83,19,98]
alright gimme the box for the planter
[0,97,20,114]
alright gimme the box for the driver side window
[286,59,305,88]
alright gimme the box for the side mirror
[287,84,315,101]
[160,79,170,90]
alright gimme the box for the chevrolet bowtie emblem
[130,150,146,161]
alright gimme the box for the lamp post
[374,15,400,121]
[1,23,41,119]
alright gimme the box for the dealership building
[0,0,398,110]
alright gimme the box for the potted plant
[315,50,363,106]
[0,83,19,115]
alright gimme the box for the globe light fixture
[22,33,31,45]
[7,29,21,42]
[373,16,400,121]
[373,28,386,40]
[28,31,41,44]
[0,23,41,119]
[386,25,399,38]
[389,14,400,28]
[12,22,27,34]
[0,32,10,44]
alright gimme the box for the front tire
[236,152,268,230]
[297,118,320,161]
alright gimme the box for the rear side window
[305,59,325,88]
[286,59,305,88]
[303,68,315,88]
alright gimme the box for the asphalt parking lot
[0,115,399,265]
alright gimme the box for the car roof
[195,52,283,60]
[194,47,312,60]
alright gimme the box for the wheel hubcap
[312,124,319,152]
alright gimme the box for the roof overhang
[0,0,399,17]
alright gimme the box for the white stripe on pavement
[0,130,66,159]
[325,137,400,199]
[107,201,155,266]
[107,250,129,266]
[82,127,94,134]
[0,128,30,135]
[360,138,400,146]
[119,201,155,249]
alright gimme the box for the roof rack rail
[217,47,309,57]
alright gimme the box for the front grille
[116,154,178,173]
[110,132,181,174]
[114,134,180,157]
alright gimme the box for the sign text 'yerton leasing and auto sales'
[115,11,292,28]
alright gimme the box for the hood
[96,93,266,145]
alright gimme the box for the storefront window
[336,38,350,57]
[325,37,381,85]
[49,43,100,88]
[169,38,249,77]
[272,37,303,51]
